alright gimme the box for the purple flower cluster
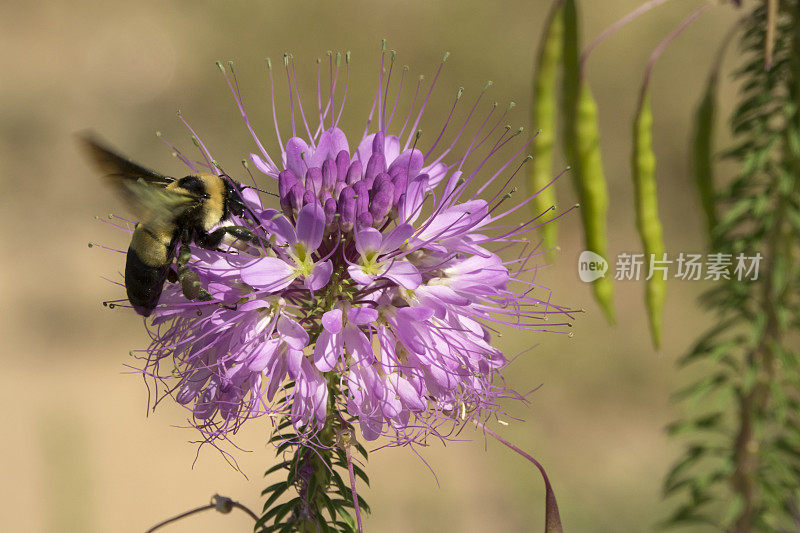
[132,50,572,448]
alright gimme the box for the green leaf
[264,461,292,477]
[692,70,719,241]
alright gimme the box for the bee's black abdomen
[125,245,170,317]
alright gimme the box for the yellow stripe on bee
[199,174,226,231]
[130,224,173,266]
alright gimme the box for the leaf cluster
[256,395,370,533]
[665,1,800,530]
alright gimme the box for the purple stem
[474,420,563,533]
[580,0,676,79]
[639,2,714,106]
[344,444,364,533]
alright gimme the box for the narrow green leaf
[261,480,289,498]
[264,460,292,477]
[692,71,719,243]
[261,483,290,514]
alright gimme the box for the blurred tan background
[0,0,743,531]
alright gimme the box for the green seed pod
[632,89,665,349]
[575,82,615,324]
[530,2,564,260]
[561,0,580,154]
[692,71,719,243]
[562,0,615,324]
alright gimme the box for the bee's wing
[78,133,175,186]
[78,132,189,219]
[122,180,201,226]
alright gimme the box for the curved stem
[145,495,258,533]
[474,420,563,533]
[580,0,676,78]
[638,2,715,107]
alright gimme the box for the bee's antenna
[216,164,278,198]
[241,184,279,197]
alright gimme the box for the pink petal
[240,257,296,291]
[355,133,375,165]
[347,306,379,325]
[328,127,349,156]
[269,215,298,246]
[305,260,333,291]
[286,347,304,379]
[322,308,343,333]
[248,339,280,372]
[266,351,287,401]
[343,323,374,364]
[313,330,342,372]
[389,374,426,411]
[387,147,423,178]
[347,265,376,286]
[277,315,309,349]
[285,137,309,180]
[423,161,448,187]
[379,223,415,254]
[398,174,430,224]
[396,306,434,322]
[382,260,421,289]
[355,227,383,256]
[250,153,277,177]
[309,130,332,169]
[417,200,489,242]
[296,203,326,252]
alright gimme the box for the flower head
[122,49,573,448]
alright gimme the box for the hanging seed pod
[562,0,615,324]
[562,0,580,168]
[575,83,615,324]
[632,89,665,349]
[530,1,565,260]
[632,1,713,348]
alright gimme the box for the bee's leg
[176,243,212,302]
[195,226,261,250]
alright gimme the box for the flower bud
[365,152,387,182]
[356,211,374,230]
[278,169,299,203]
[337,186,356,232]
[346,160,363,185]
[305,167,323,196]
[352,181,369,215]
[323,197,337,225]
[370,183,394,223]
[288,183,305,212]
[372,131,385,154]
[321,158,337,190]
[335,150,350,181]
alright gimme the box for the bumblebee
[81,135,260,316]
